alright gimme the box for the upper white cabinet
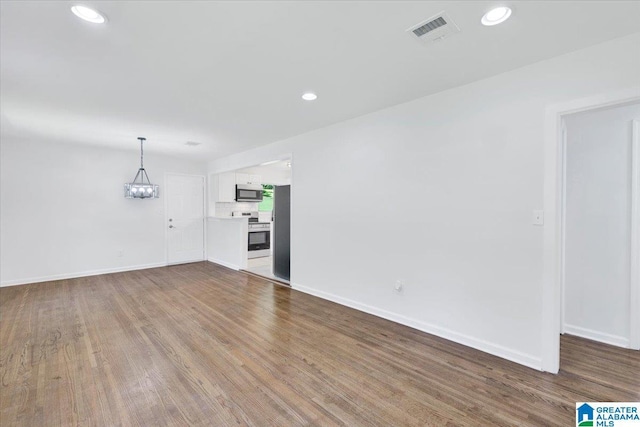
[210,172,236,203]
[209,172,263,215]
[235,173,261,185]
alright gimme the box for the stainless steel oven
[248,222,271,258]
[236,184,263,202]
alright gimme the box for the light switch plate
[533,210,544,226]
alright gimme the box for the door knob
[169,225,175,228]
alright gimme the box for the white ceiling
[2,1,639,160]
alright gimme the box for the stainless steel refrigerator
[273,185,290,281]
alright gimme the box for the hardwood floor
[1,262,638,426]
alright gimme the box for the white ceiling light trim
[302,92,318,101]
[71,5,107,24]
[481,6,512,26]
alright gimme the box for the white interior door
[167,174,205,265]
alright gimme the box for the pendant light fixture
[124,137,159,199]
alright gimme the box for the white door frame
[164,172,207,265]
[559,120,568,336]
[542,87,640,373]
[631,120,640,350]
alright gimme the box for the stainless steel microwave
[236,184,263,202]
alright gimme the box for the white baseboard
[207,258,240,271]
[563,324,630,348]
[292,283,542,371]
[0,262,167,288]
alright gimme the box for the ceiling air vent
[185,141,202,147]
[407,12,460,43]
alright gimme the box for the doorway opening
[542,90,640,373]
[561,102,640,349]
[236,159,292,285]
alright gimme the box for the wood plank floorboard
[1,262,638,426]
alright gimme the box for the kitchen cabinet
[211,172,236,203]
[235,173,261,185]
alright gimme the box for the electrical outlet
[394,280,404,293]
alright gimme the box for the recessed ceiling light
[302,92,317,101]
[71,5,107,24]
[481,6,512,26]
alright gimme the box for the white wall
[208,33,640,369]
[0,137,206,286]
[564,102,640,347]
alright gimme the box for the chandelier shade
[124,137,159,199]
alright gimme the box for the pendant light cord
[138,137,146,169]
